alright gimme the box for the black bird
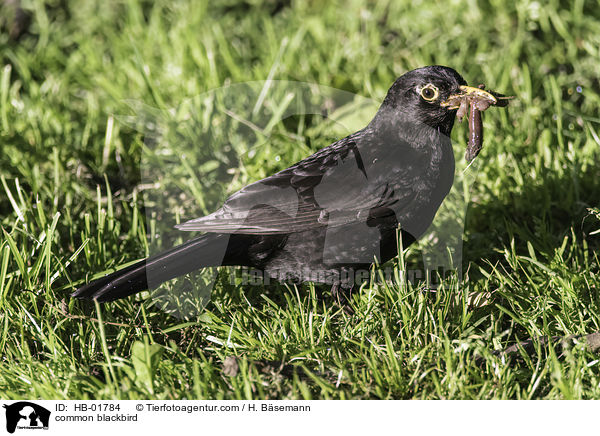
[72,65,497,303]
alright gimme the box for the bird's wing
[176,131,421,234]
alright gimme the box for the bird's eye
[419,84,439,101]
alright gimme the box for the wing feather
[176,131,420,234]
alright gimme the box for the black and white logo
[3,402,50,434]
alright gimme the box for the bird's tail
[71,234,232,302]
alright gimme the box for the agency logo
[3,402,50,434]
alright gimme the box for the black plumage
[73,65,472,302]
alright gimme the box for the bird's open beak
[441,85,497,109]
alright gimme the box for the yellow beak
[441,85,497,109]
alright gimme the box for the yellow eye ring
[419,84,439,101]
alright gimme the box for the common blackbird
[72,65,499,302]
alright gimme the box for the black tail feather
[72,234,231,302]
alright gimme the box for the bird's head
[373,65,496,138]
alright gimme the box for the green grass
[1,0,600,399]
